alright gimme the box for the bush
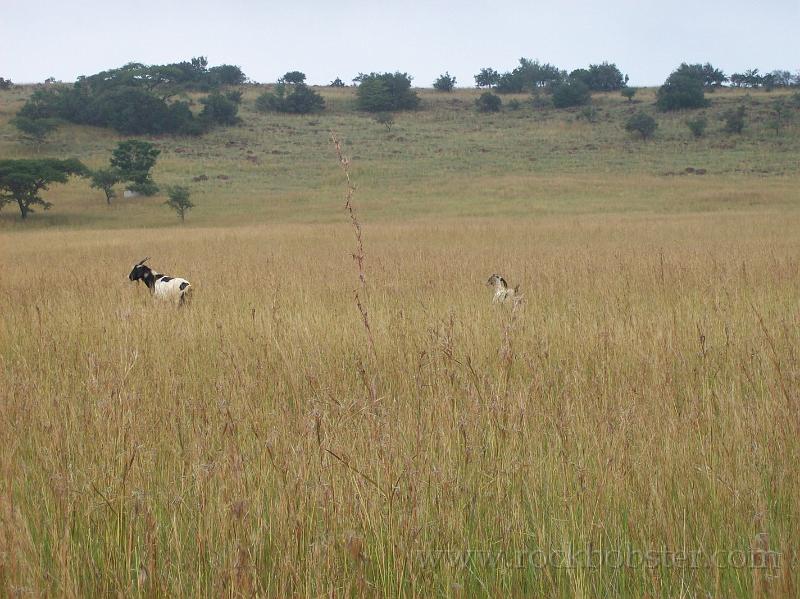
[656,65,709,111]
[474,68,500,88]
[164,185,194,222]
[552,80,591,108]
[686,116,708,138]
[433,72,456,92]
[625,112,658,139]
[570,62,627,91]
[200,92,241,126]
[621,87,636,102]
[507,99,521,111]
[722,105,746,134]
[330,77,346,88]
[475,92,502,112]
[279,71,306,85]
[496,59,565,93]
[578,106,598,123]
[256,83,325,114]
[0,77,12,90]
[356,72,419,112]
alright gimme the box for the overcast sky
[2,0,797,87]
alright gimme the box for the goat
[487,273,522,304]
[128,257,192,304]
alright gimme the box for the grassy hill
[1,84,800,597]
[1,85,798,228]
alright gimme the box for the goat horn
[137,257,150,265]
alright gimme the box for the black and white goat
[487,273,522,304]
[128,257,192,304]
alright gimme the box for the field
[1,85,800,597]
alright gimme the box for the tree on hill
[164,185,194,222]
[111,140,160,196]
[433,72,456,92]
[0,158,87,219]
[11,116,60,149]
[15,58,247,136]
[551,79,591,108]
[570,63,627,91]
[356,72,419,112]
[330,77,346,87]
[255,83,325,114]
[625,112,658,139]
[200,92,241,125]
[475,92,502,112]
[474,67,500,88]
[656,64,709,111]
[621,87,637,102]
[280,71,307,85]
[496,59,565,93]
[89,168,121,205]
[0,77,12,90]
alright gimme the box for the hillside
[1,85,798,228]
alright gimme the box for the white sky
[2,0,797,87]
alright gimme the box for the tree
[686,116,708,138]
[767,99,790,136]
[89,168,121,205]
[495,58,565,93]
[0,158,87,219]
[722,105,746,134]
[0,77,12,90]
[474,68,500,88]
[656,64,709,111]
[280,71,306,85]
[111,140,160,196]
[621,87,637,102]
[552,80,591,108]
[625,112,658,140]
[330,77,346,87]
[200,91,241,125]
[475,92,502,112]
[571,62,627,91]
[208,64,247,86]
[164,185,194,222]
[433,72,456,92]
[356,72,419,112]
[256,83,325,114]
[11,117,59,149]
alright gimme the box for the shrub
[625,111,658,139]
[330,77,346,88]
[356,72,419,112]
[164,185,194,222]
[474,68,500,88]
[433,72,456,92]
[0,77,12,90]
[507,99,521,111]
[552,80,591,108]
[686,116,708,138]
[256,83,325,114]
[200,92,241,126]
[656,65,709,111]
[578,106,598,123]
[722,105,746,134]
[496,58,565,93]
[279,71,306,85]
[475,92,502,112]
[571,62,627,91]
[621,87,636,102]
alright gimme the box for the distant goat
[128,257,192,304]
[487,273,522,304]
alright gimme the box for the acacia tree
[474,67,500,88]
[89,168,121,205]
[0,158,87,219]
[164,185,194,222]
[110,140,160,196]
[12,116,59,150]
[433,72,456,92]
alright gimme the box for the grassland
[1,85,799,597]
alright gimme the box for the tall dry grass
[1,208,799,597]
